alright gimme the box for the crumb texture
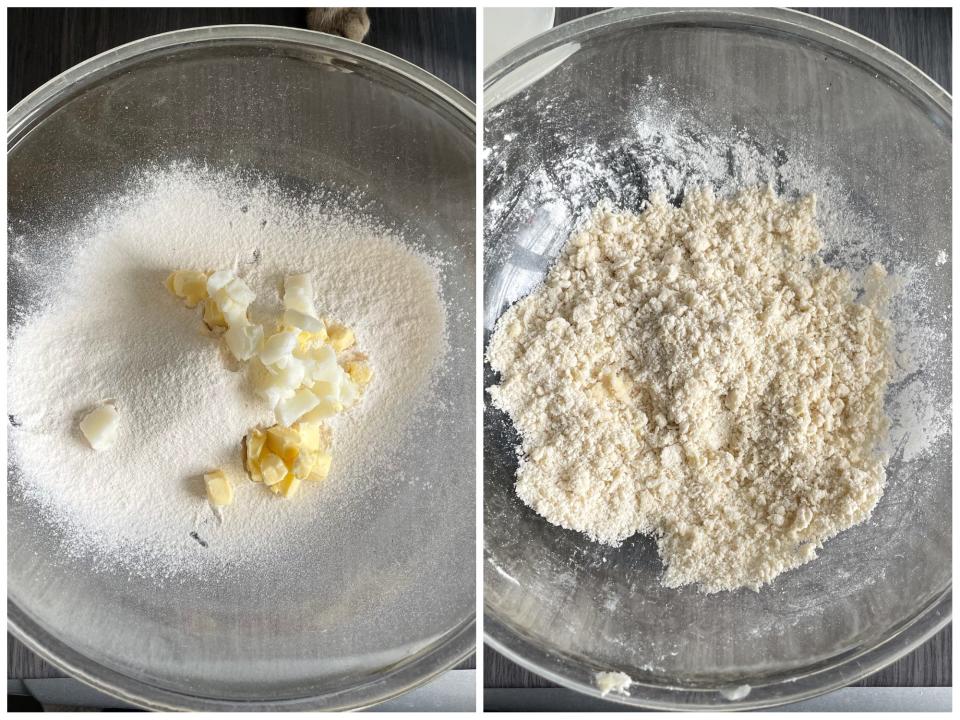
[487,187,893,592]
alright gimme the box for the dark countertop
[485,5,952,694]
[7,6,476,106]
[6,7,476,692]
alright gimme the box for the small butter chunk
[259,452,288,486]
[260,330,300,366]
[345,360,373,385]
[300,397,342,422]
[224,323,263,361]
[327,324,356,352]
[204,469,234,507]
[206,269,235,296]
[202,298,228,331]
[266,425,301,464]
[275,387,320,427]
[78,403,120,451]
[308,453,333,481]
[283,274,317,316]
[224,276,256,306]
[272,474,301,498]
[283,308,325,334]
[166,270,209,308]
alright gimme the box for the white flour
[9,164,448,580]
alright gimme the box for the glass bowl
[8,26,475,711]
[483,8,950,710]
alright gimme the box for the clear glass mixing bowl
[483,8,950,710]
[8,26,475,710]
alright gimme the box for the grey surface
[10,669,477,712]
[483,4,952,704]
[8,5,476,693]
[484,686,951,712]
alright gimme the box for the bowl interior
[483,11,950,707]
[9,30,475,708]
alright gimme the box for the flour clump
[487,186,893,593]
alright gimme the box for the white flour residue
[9,164,449,580]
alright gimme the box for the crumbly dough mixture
[487,186,893,592]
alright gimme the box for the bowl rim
[8,24,475,711]
[483,6,951,711]
[9,23,475,142]
[485,7,951,112]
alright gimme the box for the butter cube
[327,324,355,352]
[275,387,320,427]
[259,452,288,486]
[167,270,209,308]
[272,474,301,498]
[265,426,300,465]
[300,397,342,422]
[344,360,373,385]
[78,403,120,451]
[295,422,322,452]
[202,299,227,330]
[293,451,315,479]
[308,453,333,481]
[204,469,234,507]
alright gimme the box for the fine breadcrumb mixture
[487,186,893,593]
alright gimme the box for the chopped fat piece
[295,422,323,452]
[78,403,120,451]
[260,330,300,366]
[166,270,209,307]
[202,298,227,331]
[213,292,250,327]
[204,469,234,507]
[276,387,320,427]
[327,324,355,352]
[206,269,235,295]
[259,452,288,486]
[293,451,315,478]
[272,474,301,498]
[300,397,343,422]
[283,308,325,333]
[266,425,301,464]
[284,274,317,317]
[224,323,263,361]
[345,360,373,385]
[308,453,333,481]
[224,276,256,306]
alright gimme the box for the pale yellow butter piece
[272,474,301,498]
[204,469,234,507]
[78,403,120,451]
[265,426,300,465]
[202,298,227,330]
[295,422,322,452]
[345,360,373,385]
[167,270,209,308]
[327,324,355,352]
[259,452,288,486]
[293,451,315,479]
[300,397,342,422]
[308,453,333,481]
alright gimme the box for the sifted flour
[487,187,893,593]
[8,164,448,580]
